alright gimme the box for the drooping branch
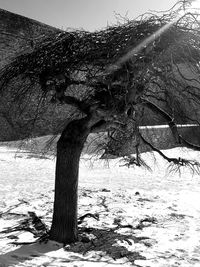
[140,133,181,164]
[142,98,180,142]
[142,98,200,151]
[140,132,200,174]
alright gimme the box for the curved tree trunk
[49,116,91,244]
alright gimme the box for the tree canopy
[1,0,200,168]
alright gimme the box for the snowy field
[0,144,200,266]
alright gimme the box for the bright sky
[0,0,178,31]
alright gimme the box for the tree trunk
[49,117,91,244]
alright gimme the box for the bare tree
[1,1,200,243]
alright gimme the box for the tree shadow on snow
[63,227,148,266]
[0,227,148,267]
[0,241,62,267]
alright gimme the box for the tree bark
[49,116,91,244]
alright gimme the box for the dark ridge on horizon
[0,7,61,31]
[0,8,62,69]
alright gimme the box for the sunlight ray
[107,1,199,73]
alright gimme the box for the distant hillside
[0,8,61,69]
[0,9,69,141]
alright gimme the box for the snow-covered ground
[0,144,200,267]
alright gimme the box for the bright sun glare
[177,0,200,18]
[188,0,200,10]
[107,0,200,73]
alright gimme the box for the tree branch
[139,132,200,174]
[142,98,200,151]
[140,133,180,163]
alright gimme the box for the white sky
[0,0,178,31]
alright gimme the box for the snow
[0,144,200,266]
[139,124,199,129]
